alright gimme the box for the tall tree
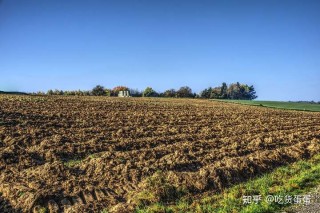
[220,82,228,99]
[176,86,194,98]
[199,87,212,98]
[129,88,142,97]
[163,89,176,97]
[91,85,106,96]
[143,87,158,97]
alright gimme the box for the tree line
[199,82,257,100]
[41,82,257,100]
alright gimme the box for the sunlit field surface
[0,95,319,212]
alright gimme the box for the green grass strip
[136,154,320,213]
[212,100,320,112]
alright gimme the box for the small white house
[118,90,130,97]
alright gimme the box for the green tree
[105,89,111,97]
[246,85,257,100]
[129,88,142,97]
[83,90,91,96]
[52,89,64,95]
[163,89,176,97]
[176,86,194,98]
[210,87,221,99]
[143,87,158,97]
[199,87,212,98]
[200,82,257,100]
[47,89,54,95]
[91,85,106,96]
[220,82,228,99]
[227,83,239,99]
[227,82,257,100]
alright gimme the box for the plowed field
[0,95,319,212]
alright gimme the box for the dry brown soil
[0,95,319,212]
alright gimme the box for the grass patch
[136,154,320,213]
[18,191,25,197]
[33,206,48,213]
[63,153,101,167]
[88,153,98,159]
[130,171,189,209]
[63,158,83,167]
[213,100,320,112]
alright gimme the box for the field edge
[134,153,320,213]
[211,99,320,112]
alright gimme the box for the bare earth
[1,95,320,212]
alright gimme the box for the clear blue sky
[1,0,319,101]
